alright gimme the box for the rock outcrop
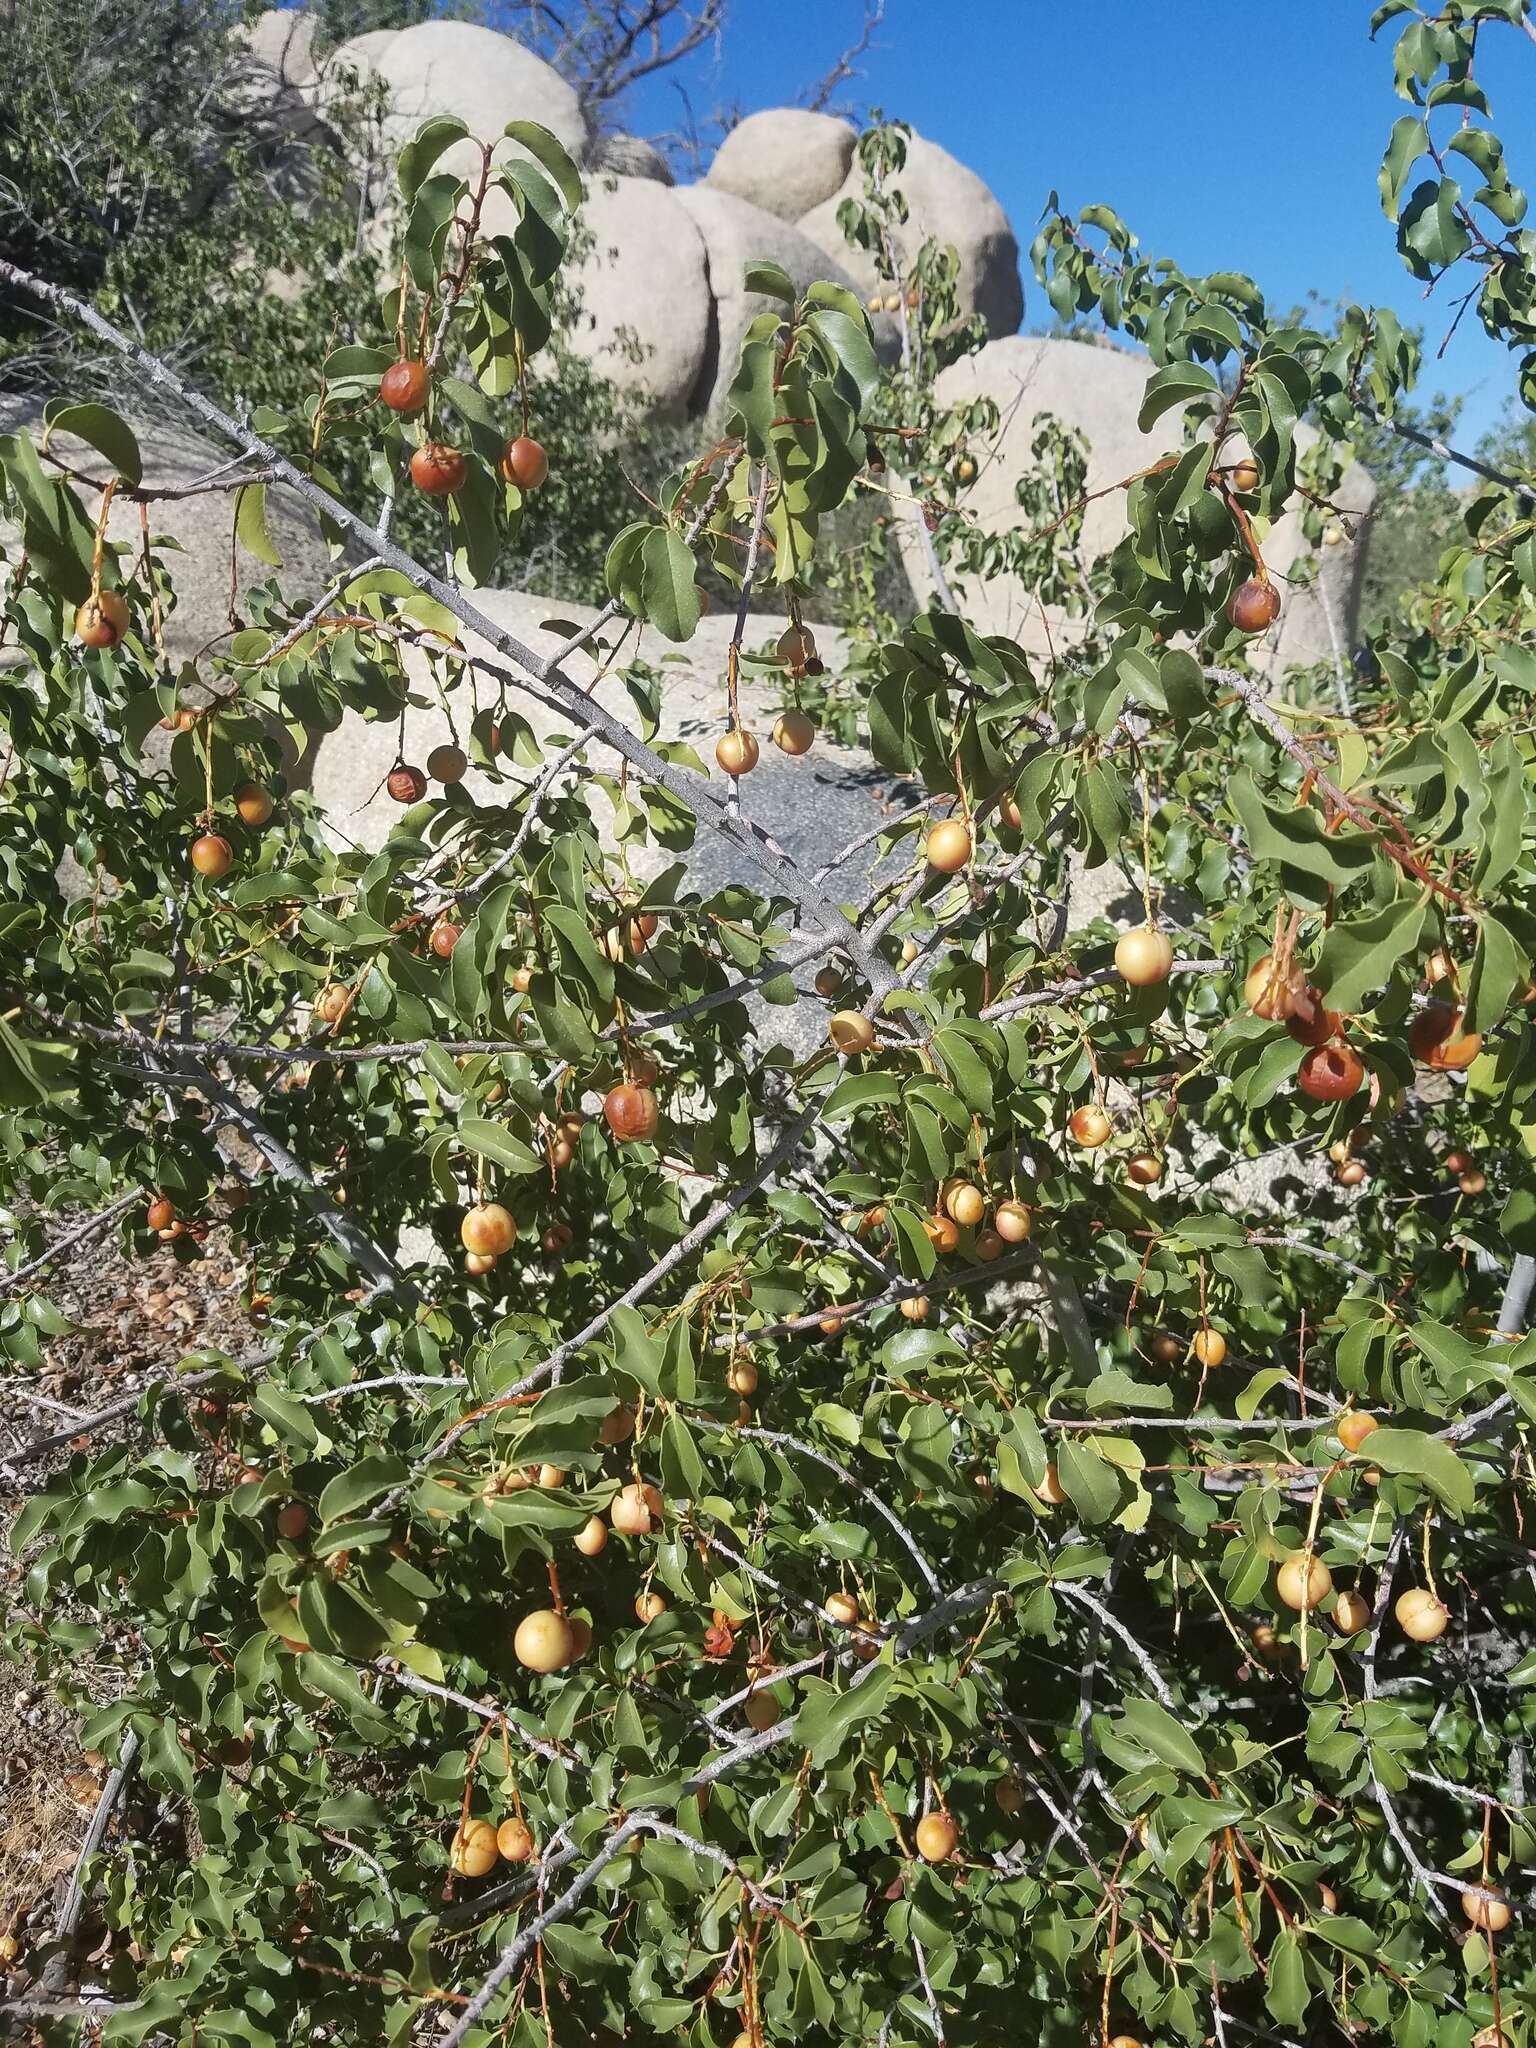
[797,134,1023,339]
[901,335,1375,668]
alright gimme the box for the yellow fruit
[828,1011,875,1055]
[1191,1329,1226,1369]
[744,1689,782,1731]
[461,1203,516,1256]
[772,709,815,755]
[235,783,275,826]
[944,1181,985,1227]
[513,1609,575,1673]
[926,819,972,873]
[1461,1886,1512,1933]
[1337,1411,1379,1454]
[898,1295,929,1322]
[450,1820,498,1877]
[1333,1591,1370,1635]
[1114,925,1175,987]
[727,1355,759,1396]
[634,1590,667,1623]
[823,1591,860,1625]
[1037,1464,1068,1507]
[1068,1106,1111,1148]
[914,1811,959,1863]
[610,1483,655,1535]
[1275,1552,1332,1611]
[1125,1152,1163,1186]
[993,1199,1031,1242]
[496,1817,535,1863]
[574,1516,608,1556]
[1395,1587,1449,1642]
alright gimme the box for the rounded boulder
[707,109,857,224]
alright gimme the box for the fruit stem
[1420,1501,1440,1603]
[546,1559,564,1617]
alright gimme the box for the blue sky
[617,0,1536,444]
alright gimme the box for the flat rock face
[707,109,857,224]
[672,187,891,417]
[899,334,1375,667]
[366,20,588,176]
[566,176,711,419]
[797,133,1023,340]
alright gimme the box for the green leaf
[504,119,583,214]
[235,482,282,568]
[638,526,701,644]
[1266,1926,1311,2027]
[1053,1438,1120,1523]
[459,1118,543,1176]
[1365,1427,1475,1513]
[41,401,143,485]
[1136,361,1219,431]
[794,1665,893,1767]
[397,115,469,201]
[1464,913,1528,1036]
[318,1455,410,1523]
[1118,1696,1206,1777]
[1314,898,1428,1013]
[743,259,795,302]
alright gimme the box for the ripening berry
[1333,1590,1370,1635]
[716,729,760,777]
[634,1590,667,1623]
[944,1181,985,1228]
[146,1196,175,1233]
[1228,457,1261,492]
[1228,577,1281,633]
[772,709,815,755]
[1114,925,1174,987]
[387,764,427,804]
[427,743,467,784]
[235,784,275,826]
[926,819,972,873]
[430,922,461,959]
[1337,1411,1378,1454]
[1395,1587,1450,1643]
[379,358,430,415]
[1191,1328,1226,1369]
[1461,1886,1512,1933]
[603,1084,659,1142]
[315,983,352,1025]
[460,1203,516,1257]
[1275,1551,1332,1610]
[1125,1152,1163,1187]
[513,1608,575,1672]
[501,435,549,489]
[74,589,129,648]
[189,833,233,880]
[994,1199,1031,1243]
[574,1515,607,1556]
[828,1011,875,1055]
[449,1819,498,1877]
[496,1817,535,1863]
[914,1812,958,1863]
[410,443,466,496]
[744,1689,781,1731]
[1069,1106,1111,1148]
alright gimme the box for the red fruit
[146,1196,175,1233]
[379,358,430,416]
[603,1084,659,1142]
[1228,577,1281,633]
[1297,1043,1364,1102]
[501,435,549,489]
[430,923,461,959]
[387,765,427,804]
[1286,985,1340,1046]
[410,443,466,496]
